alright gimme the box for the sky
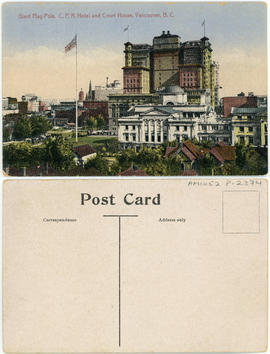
[2,1,267,100]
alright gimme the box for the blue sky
[2,2,267,99]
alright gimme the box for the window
[248,136,253,145]
[145,134,148,142]
[133,135,136,142]
[151,134,155,142]
[125,134,129,142]
[239,136,245,144]
[265,125,268,133]
[248,126,253,132]
[176,126,180,131]
[132,125,135,130]
[157,135,161,142]
[184,126,187,131]
[125,125,128,130]
[239,126,244,132]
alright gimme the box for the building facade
[222,94,258,118]
[231,107,267,146]
[152,31,180,91]
[108,93,160,132]
[178,37,218,109]
[118,87,231,150]
[123,42,151,94]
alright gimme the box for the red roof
[119,167,148,176]
[210,147,225,164]
[164,146,180,158]
[183,140,203,159]
[210,145,235,163]
[73,144,96,157]
[218,140,226,147]
[215,145,235,161]
[182,146,196,161]
[181,169,198,176]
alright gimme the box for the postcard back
[3,179,268,352]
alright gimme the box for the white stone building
[118,86,231,150]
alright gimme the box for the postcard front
[2,2,267,176]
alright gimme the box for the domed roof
[164,85,184,94]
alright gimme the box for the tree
[117,148,137,170]
[165,155,183,176]
[44,136,75,171]
[13,117,32,139]
[86,117,97,131]
[104,139,118,153]
[84,155,110,175]
[96,114,106,129]
[135,147,162,166]
[220,162,242,176]
[3,127,10,142]
[3,142,33,168]
[30,115,51,136]
[109,161,121,176]
[199,154,218,175]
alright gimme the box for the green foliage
[13,117,32,139]
[3,142,34,168]
[3,127,10,142]
[109,162,121,176]
[199,154,218,176]
[104,139,119,153]
[233,145,267,175]
[84,155,110,175]
[44,136,76,171]
[116,148,137,170]
[164,155,183,176]
[86,116,97,131]
[219,162,242,176]
[96,114,106,129]
[30,116,51,136]
[13,115,51,139]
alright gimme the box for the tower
[152,30,180,91]
[178,36,217,109]
[79,88,84,102]
[122,42,151,94]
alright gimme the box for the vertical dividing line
[75,34,78,143]
[118,216,121,347]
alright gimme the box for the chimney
[162,31,165,35]
[167,30,170,35]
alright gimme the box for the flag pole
[75,34,78,143]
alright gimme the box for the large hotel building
[109,30,219,132]
[122,30,219,107]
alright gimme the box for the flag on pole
[201,19,205,26]
[65,35,77,53]
[123,25,129,32]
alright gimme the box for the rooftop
[73,144,96,157]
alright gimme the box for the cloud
[3,46,124,99]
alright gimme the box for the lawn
[68,135,117,147]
